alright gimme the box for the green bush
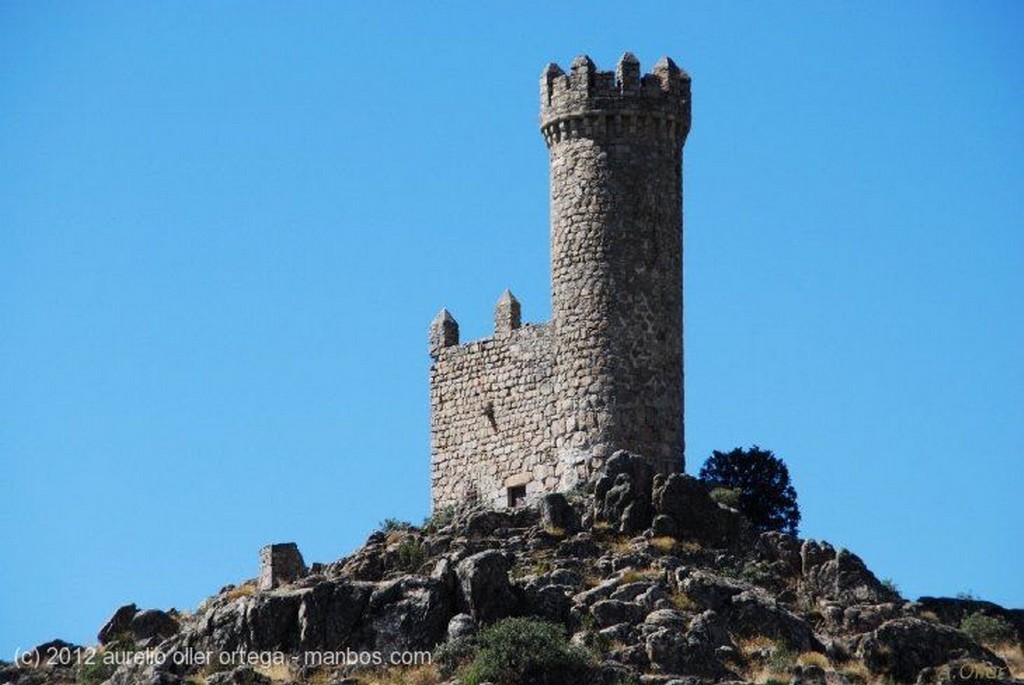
[709,487,742,510]
[77,659,116,685]
[433,636,476,677]
[960,611,1015,645]
[462,617,595,685]
[423,505,455,534]
[394,538,427,572]
[379,517,413,533]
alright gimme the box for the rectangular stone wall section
[429,324,558,510]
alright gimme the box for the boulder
[455,550,516,624]
[755,531,803,577]
[916,596,1024,641]
[686,610,733,651]
[446,613,476,641]
[644,624,734,679]
[727,590,822,653]
[356,576,452,653]
[856,618,1006,683]
[98,603,138,644]
[594,451,654,534]
[652,474,748,547]
[522,584,573,625]
[681,570,753,611]
[538,493,579,532]
[130,609,179,642]
[645,609,690,631]
[799,541,900,606]
[297,580,374,650]
[592,600,646,628]
[558,532,600,558]
[840,602,901,634]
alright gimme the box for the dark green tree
[698,446,800,535]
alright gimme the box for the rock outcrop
[4,453,1021,685]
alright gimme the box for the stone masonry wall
[430,321,557,510]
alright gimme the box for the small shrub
[422,506,454,534]
[957,590,980,600]
[394,538,427,573]
[579,611,597,633]
[434,636,477,677]
[709,487,742,509]
[740,562,775,587]
[961,611,1015,645]
[77,659,116,685]
[380,518,414,533]
[881,578,900,596]
[461,617,595,685]
[669,590,698,612]
[768,644,797,673]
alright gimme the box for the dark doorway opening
[507,485,526,508]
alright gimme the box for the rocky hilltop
[5,452,1022,685]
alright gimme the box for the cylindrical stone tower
[541,53,691,482]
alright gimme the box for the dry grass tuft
[223,582,257,601]
[796,651,830,669]
[619,567,662,584]
[736,635,777,654]
[255,662,294,682]
[360,664,442,685]
[668,590,698,612]
[649,536,678,553]
[608,538,635,555]
[735,637,797,684]
[993,642,1024,679]
[836,659,871,683]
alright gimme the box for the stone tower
[543,53,690,477]
[429,53,690,511]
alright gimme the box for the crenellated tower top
[540,52,691,148]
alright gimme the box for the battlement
[540,53,691,147]
[428,290,527,359]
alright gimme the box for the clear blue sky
[2,1,1021,657]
